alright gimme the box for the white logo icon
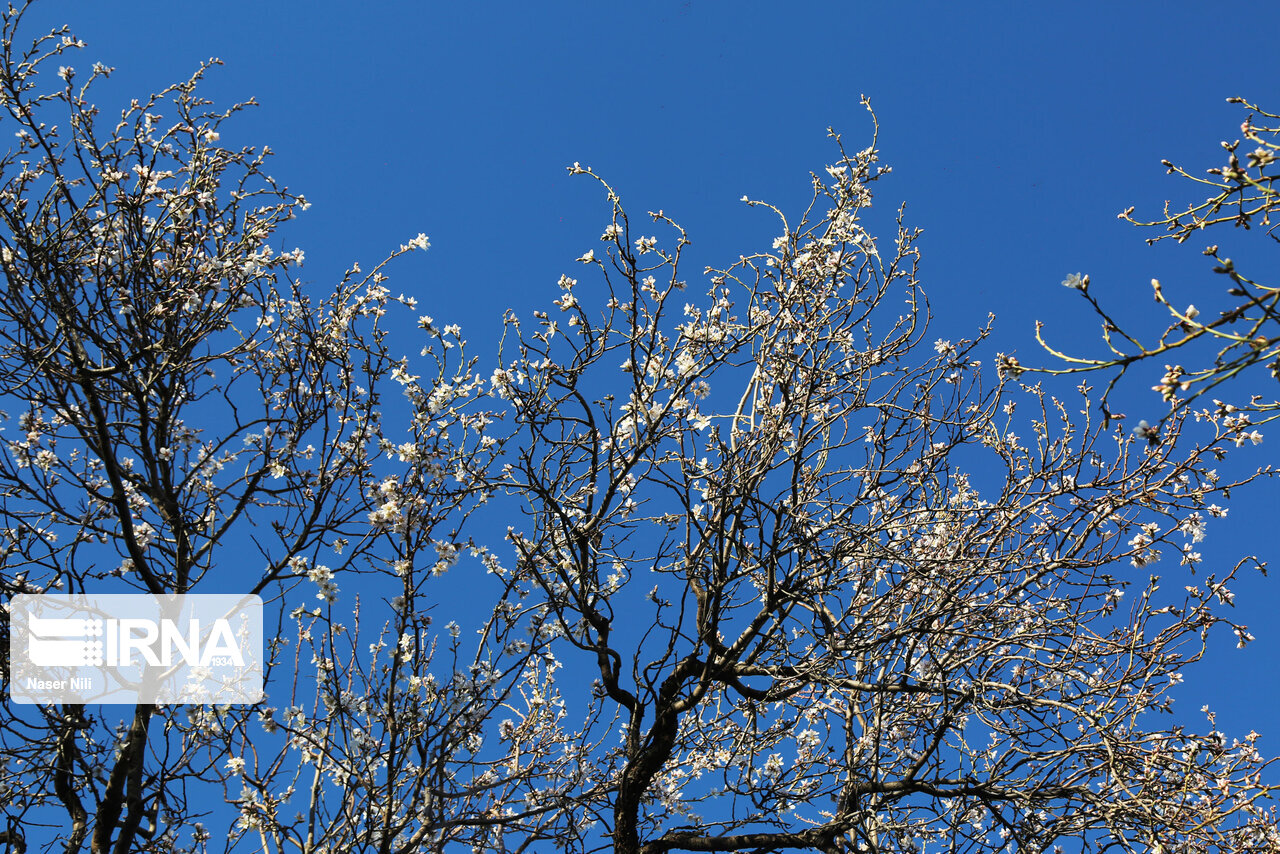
[27,616,105,666]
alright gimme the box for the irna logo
[27,614,245,668]
[9,594,263,705]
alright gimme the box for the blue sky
[41,0,1280,776]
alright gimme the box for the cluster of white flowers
[307,563,338,602]
[489,366,526,400]
[390,363,419,386]
[365,479,407,533]
[1127,530,1161,569]
[1180,512,1208,543]
[432,540,460,576]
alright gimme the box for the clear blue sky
[43,0,1280,774]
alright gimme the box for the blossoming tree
[0,4,518,851]
[480,133,1277,854]
[0,5,1277,853]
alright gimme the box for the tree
[0,4,524,851]
[1037,98,1280,436]
[483,141,1278,854]
[0,6,1277,853]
